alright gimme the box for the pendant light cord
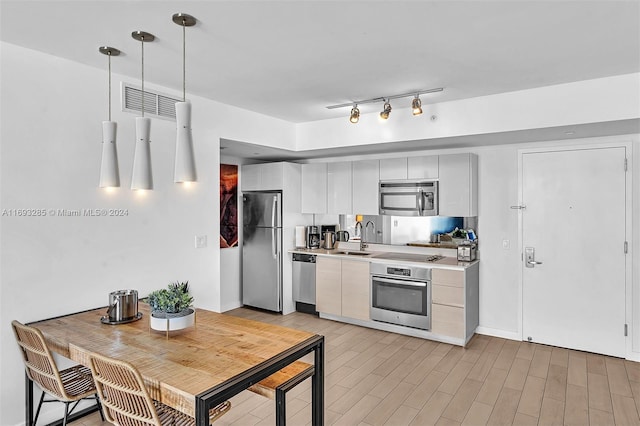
[141,35,145,117]
[182,19,186,102]
[107,51,112,121]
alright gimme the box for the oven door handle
[372,276,427,287]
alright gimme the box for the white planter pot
[150,308,195,331]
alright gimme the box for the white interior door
[521,147,627,357]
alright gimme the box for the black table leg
[25,373,34,426]
[312,337,324,426]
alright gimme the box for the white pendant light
[130,31,154,191]
[172,13,197,183]
[98,46,120,188]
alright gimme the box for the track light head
[412,96,423,116]
[379,101,392,120]
[349,105,360,123]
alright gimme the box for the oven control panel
[386,267,411,276]
[371,262,432,281]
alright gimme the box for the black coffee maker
[306,225,320,249]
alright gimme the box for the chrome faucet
[355,221,366,251]
[364,220,375,250]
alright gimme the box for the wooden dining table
[28,304,324,426]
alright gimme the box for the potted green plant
[147,281,195,331]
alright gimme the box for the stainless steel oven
[370,263,431,330]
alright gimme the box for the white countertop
[289,247,478,270]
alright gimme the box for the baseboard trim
[475,326,521,341]
[220,301,242,313]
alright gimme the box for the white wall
[0,42,295,426]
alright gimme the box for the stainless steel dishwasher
[292,253,317,314]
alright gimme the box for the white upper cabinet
[352,160,380,215]
[380,155,438,180]
[240,162,283,191]
[327,161,352,214]
[408,155,439,179]
[438,153,478,217]
[301,163,328,214]
[241,164,260,191]
[379,158,407,180]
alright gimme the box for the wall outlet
[502,239,510,250]
[195,235,207,248]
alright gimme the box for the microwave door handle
[417,189,424,216]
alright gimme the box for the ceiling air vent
[122,83,180,121]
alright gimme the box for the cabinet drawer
[432,284,464,308]
[431,304,464,339]
[341,260,370,321]
[432,269,464,287]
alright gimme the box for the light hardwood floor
[79,308,640,426]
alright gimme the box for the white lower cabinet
[314,254,478,346]
[316,257,370,321]
[340,260,370,321]
[430,267,479,342]
[316,257,342,316]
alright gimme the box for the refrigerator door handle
[276,249,282,311]
[271,195,277,228]
[272,228,277,259]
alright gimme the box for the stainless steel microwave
[379,180,438,216]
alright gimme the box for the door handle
[271,195,277,228]
[524,247,542,268]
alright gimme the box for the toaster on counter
[457,242,477,262]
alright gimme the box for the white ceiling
[1,1,639,159]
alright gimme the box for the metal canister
[107,289,138,322]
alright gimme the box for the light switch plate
[502,239,510,249]
[195,235,207,248]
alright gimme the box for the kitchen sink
[335,251,373,256]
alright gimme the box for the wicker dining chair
[11,320,104,426]
[88,351,231,426]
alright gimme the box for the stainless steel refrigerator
[242,191,282,312]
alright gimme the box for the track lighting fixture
[412,95,423,116]
[379,100,392,120]
[98,46,121,189]
[326,87,443,123]
[130,31,154,191]
[172,12,197,184]
[349,105,360,123]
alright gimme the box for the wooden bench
[248,360,314,425]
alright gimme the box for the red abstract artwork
[220,164,238,248]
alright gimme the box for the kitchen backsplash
[338,215,477,246]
